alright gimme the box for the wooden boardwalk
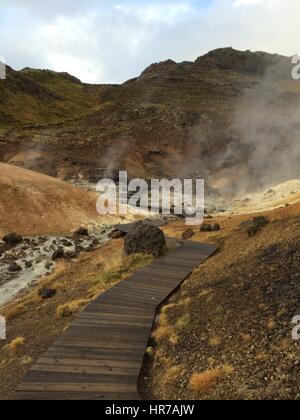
[15,240,218,400]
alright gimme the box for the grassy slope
[0,67,107,127]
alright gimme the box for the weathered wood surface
[15,240,218,400]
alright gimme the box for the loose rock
[38,289,56,299]
[52,248,65,260]
[8,262,22,272]
[182,229,194,240]
[75,227,89,237]
[2,233,23,246]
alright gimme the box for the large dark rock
[2,233,23,246]
[124,222,166,258]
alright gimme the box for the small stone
[38,289,56,299]
[75,227,89,237]
[52,248,65,260]
[8,262,22,272]
[212,223,221,231]
[65,251,78,259]
[182,229,194,240]
[2,233,23,246]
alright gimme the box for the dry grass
[267,319,276,330]
[209,336,222,347]
[240,333,252,343]
[175,314,191,329]
[162,365,185,386]
[56,299,90,318]
[188,365,234,395]
[3,304,25,322]
[5,337,25,354]
[152,298,193,345]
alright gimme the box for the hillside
[0,66,108,126]
[0,197,299,399]
[0,163,116,236]
[141,204,300,400]
[1,48,300,194]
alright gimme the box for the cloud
[233,0,262,6]
[0,0,299,83]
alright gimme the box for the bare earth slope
[0,163,106,236]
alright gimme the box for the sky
[0,0,299,84]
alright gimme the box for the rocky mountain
[0,48,299,193]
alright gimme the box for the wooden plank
[15,240,218,400]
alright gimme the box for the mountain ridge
[0,47,299,193]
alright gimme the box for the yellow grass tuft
[152,325,175,342]
[169,334,180,346]
[176,313,191,329]
[56,299,89,318]
[267,319,276,330]
[189,365,234,394]
[240,333,252,343]
[209,336,222,347]
[162,365,185,386]
[20,356,34,365]
[5,337,25,354]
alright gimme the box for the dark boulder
[8,262,22,272]
[124,222,166,258]
[2,233,23,246]
[52,248,65,260]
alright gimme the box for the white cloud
[0,0,300,83]
[233,0,262,6]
